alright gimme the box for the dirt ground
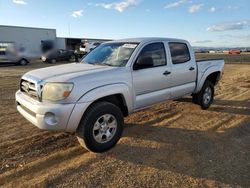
[0,61,249,187]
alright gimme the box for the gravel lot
[0,60,249,187]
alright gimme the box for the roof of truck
[109,37,188,44]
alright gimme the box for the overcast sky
[0,0,249,47]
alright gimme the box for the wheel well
[91,94,129,117]
[206,71,221,85]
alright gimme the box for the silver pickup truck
[16,38,224,152]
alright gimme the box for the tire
[50,59,56,63]
[76,101,124,153]
[69,55,76,62]
[195,80,214,110]
[18,59,28,66]
[192,93,199,104]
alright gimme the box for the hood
[25,63,114,82]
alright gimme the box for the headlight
[42,83,74,101]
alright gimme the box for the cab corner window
[169,42,190,64]
[134,42,166,70]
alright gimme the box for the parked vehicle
[16,38,225,153]
[194,49,209,53]
[87,42,101,52]
[241,48,250,52]
[41,49,77,63]
[0,42,30,65]
[79,41,102,57]
[229,49,241,54]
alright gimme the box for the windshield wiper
[82,61,99,65]
[82,61,116,67]
[102,63,114,67]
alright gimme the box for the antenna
[68,23,71,37]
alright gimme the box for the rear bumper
[16,90,91,132]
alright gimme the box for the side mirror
[134,56,154,70]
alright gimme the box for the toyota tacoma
[16,38,225,152]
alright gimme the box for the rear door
[168,42,197,98]
[132,42,172,109]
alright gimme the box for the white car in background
[0,43,30,65]
[80,41,101,55]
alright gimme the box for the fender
[65,83,133,132]
[195,65,223,93]
[77,83,133,111]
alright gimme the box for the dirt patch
[0,61,249,187]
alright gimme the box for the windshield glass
[81,42,138,67]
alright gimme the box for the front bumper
[16,90,85,132]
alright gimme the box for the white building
[0,25,56,57]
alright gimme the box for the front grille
[20,79,38,100]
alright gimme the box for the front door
[132,42,172,109]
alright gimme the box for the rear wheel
[193,80,214,109]
[50,59,56,63]
[76,102,124,153]
[18,59,28,66]
[69,55,76,62]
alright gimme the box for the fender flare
[66,83,133,132]
[77,83,133,111]
[195,66,222,93]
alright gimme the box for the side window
[134,42,166,70]
[169,42,190,64]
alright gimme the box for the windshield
[81,42,138,67]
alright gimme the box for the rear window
[169,42,190,64]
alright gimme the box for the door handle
[163,70,171,75]
[189,67,195,71]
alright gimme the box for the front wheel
[76,102,124,153]
[193,80,214,109]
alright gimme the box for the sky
[0,0,250,47]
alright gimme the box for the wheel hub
[93,114,117,144]
[100,123,108,132]
[203,87,212,105]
